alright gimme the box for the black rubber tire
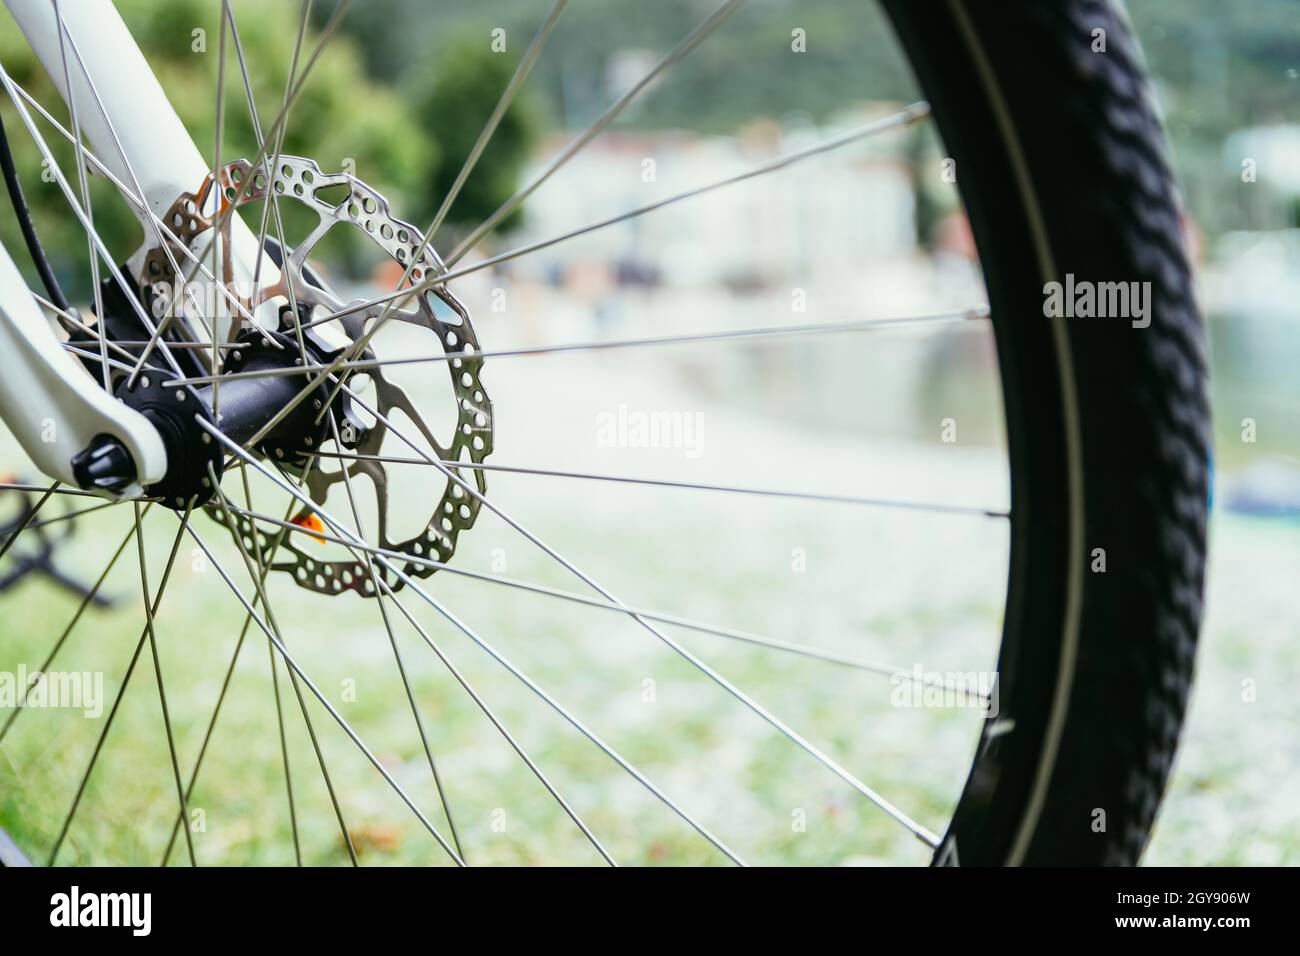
[881,0,1211,865]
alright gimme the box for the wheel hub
[91,155,494,593]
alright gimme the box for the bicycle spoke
[167,307,985,385]
[6,79,269,343]
[305,453,1006,519]
[199,465,358,866]
[221,498,987,702]
[226,0,311,364]
[305,0,748,425]
[0,512,145,744]
[374,575,617,865]
[185,517,464,866]
[298,0,566,417]
[236,466,305,866]
[247,0,306,287]
[266,100,925,463]
[52,0,109,390]
[0,482,124,500]
[63,343,163,378]
[346,389,942,847]
[209,4,229,418]
[446,0,749,268]
[184,0,351,260]
[159,472,317,867]
[334,104,931,325]
[268,449,615,864]
[264,629,304,866]
[317,412,621,864]
[208,425,743,864]
[130,0,351,378]
[39,292,156,368]
[404,0,568,284]
[47,507,189,865]
[0,482,58,563]
[0,67,187,377]
[135,500,197,866]
[324,414,466,861]
[22,497,128,535]
[52,16,218,362]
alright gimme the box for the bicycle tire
[882,0,1211,865]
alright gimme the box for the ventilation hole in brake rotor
[378,405,455,544]
[344,373,378,431]
[422,290,464,328]
[314,183,350,208]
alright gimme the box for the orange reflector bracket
[290,509,327,544]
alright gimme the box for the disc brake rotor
[134,156,493,596]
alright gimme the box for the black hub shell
[218,328,334,470]
[117,372,223,509]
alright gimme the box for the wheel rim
[0,0,1051,866]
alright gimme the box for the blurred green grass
[0,433,1001,866]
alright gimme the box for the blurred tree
[335,0,915,134]
[408,35,540,241]
[336,0,1300,241]
[0,0,432,299]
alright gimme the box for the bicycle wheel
[0,0,1208,866]
[884,0,1211,865]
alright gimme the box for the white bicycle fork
[0,0,276,496]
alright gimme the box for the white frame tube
[0,0,278,492]
[0,239,164,495]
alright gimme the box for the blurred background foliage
[0,0,539,294]
[408,35,539,235]
[1,0,1295,295]
[328,0,1299,241]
